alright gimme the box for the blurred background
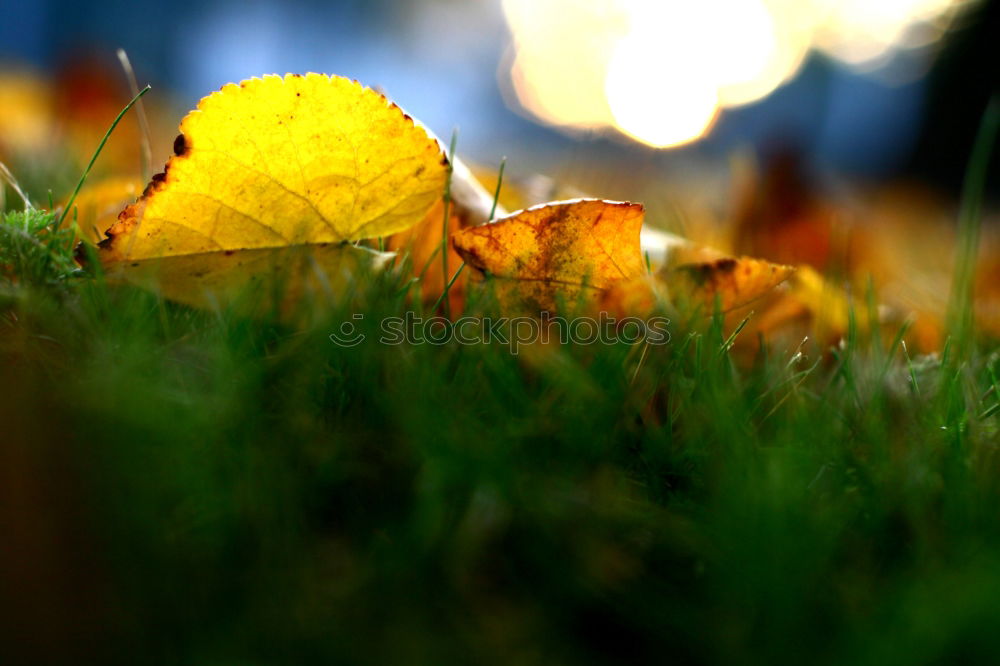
[2,4,1000,663]
[0,0,996,200]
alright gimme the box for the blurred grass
[2,94,999,664]
[2,209,1000,664]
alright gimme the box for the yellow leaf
[670,256,795,313]
[452,199,789,319]
[99,73,447,265]
[601,255,794,317]
[750,265,885,350]
[453,199,644,289]
[451,198,644,311]
[64,176,143,244]
[110,243,392,317]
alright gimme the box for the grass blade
[440,129,458,317]
[489,157,506,221]
[116,48,153,182]
[56,84,151,229]
[946,96,999,356]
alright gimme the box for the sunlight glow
[812,0,962,68]
[502,0,627,128]
[500,0,970,148]
[604,2,720,147]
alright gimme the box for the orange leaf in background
[53,54,153,178]
[731,148,845,272]
[671,256,795,313]
[451,199,645,311]
[601,255,794,318]
[748,265,865,348]
[0,69,54,157]
[0,59,175,203]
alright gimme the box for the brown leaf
[601,255,794,318]
[452,198,645,312]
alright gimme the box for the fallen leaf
[110,243,393,316]
[98,73,447,309]
[451,198,645,312]
[746,264,863,349]
[670,256,796,313]
[601,255,795,318]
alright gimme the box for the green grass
[0,207,80,288]
[2,96,1000,665]
[2,209,1000,664]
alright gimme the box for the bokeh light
[502,0,627,129]
[501,0,973,148]
[813,0,964,67]
[603,2,721,148]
